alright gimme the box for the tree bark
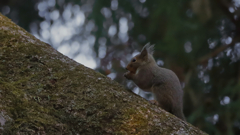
[0,13,207,135]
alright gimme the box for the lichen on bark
[0,13,207,135]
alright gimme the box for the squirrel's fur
[124,43,185,121]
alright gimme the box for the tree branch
[198,37,240,65]
[0,13,207,134]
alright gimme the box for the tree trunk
[0,13,207,135]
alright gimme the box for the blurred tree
[1,0,240,134]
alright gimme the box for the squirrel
[124,43,185,121]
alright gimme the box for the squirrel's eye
[132,59,136,62]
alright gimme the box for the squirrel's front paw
[149,100,159,106]
[124,71,131,79]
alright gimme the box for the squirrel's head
[126,43,155,74]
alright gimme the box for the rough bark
[0,13,207,135]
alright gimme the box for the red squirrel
[124,43,185,121]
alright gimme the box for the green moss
[0,13,207,134]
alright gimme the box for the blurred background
[1,0,240,134]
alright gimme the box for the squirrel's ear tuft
[140,47,148,59]
[141,42,155,55]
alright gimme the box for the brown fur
[124,44,185,121]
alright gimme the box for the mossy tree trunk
[0,14,207,135]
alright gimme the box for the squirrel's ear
[141,43,155,55]
[140,47,148,59]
